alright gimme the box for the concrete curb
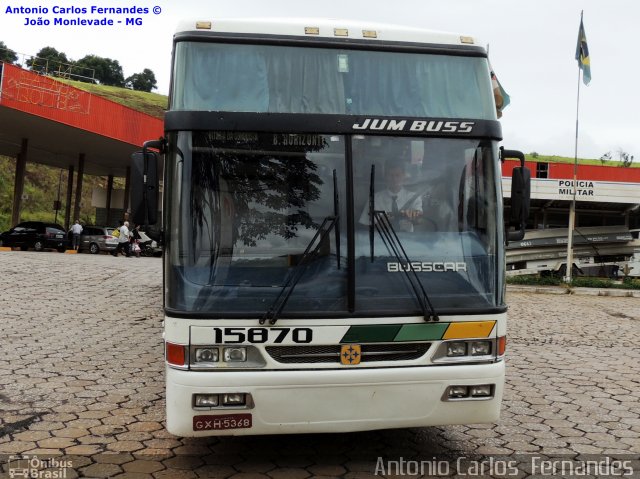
[507,284,640,298]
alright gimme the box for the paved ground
[0,251,638,478]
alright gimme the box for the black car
[0,221,69,252]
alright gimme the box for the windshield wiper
[374,211,439,322]
[261,169,341,325]
[333,169,341,270]
[260,215,338,325]
[368,164,438,322]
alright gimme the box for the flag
[488,59,510,118]
[575,15,591,85]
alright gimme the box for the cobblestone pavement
[0,251,639,478]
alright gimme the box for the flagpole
[565,10,584,283]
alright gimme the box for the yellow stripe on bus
[442,321,496,340]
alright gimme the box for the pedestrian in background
[114,221,131,257]
[130,224,142,258]
[71,220,83,251]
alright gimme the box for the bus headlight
[432,339,499,364]
[195,347,219,363]
[470,385,493,397]
[443,384,494,401]
[470,341,491,356]
[448,386,469,398]
[446,342,467,357]
[194,394,219,407]
[222,393,246,406]
[189,345,265,369]
[224,347,247,362]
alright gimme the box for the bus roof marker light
[334,28,349,37]
[460,36,474,44]
[305,27,320,35]
[362,30,377,39]
[196,21,212,30]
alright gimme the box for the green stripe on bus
[340,323,451,343]
[393,323,450,342]
[341,325,402,343]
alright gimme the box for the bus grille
[265,343,431,364]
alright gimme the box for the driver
[359,160,422,232]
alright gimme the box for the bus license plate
[193,414,252,431]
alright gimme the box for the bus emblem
[340,345,361,365]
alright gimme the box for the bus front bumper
[165,361,504,436]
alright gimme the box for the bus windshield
[171,42,495,120]
[165,132,504,317]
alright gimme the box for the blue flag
[575,16,591,85]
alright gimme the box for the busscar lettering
[387,262,468,273]
[352,118,475,134]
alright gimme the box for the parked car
[0,221,68,252]
[68,225,119,254]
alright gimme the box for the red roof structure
[0,63,163,176]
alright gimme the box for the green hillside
[0,156,125,232]
[525,153,639,168]
[57,78,167,119]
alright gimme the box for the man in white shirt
[115,221,131,257]
[360,161,422,232]
[71,220,83,251]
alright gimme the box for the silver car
[72,225,119,254]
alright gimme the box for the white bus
[132,18,530,436]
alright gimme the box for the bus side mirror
[501,148,531,242]
[131,149,159,226]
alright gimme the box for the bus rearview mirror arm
[501,147,531,242]
[130,139,163,228]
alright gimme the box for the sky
[1,0,637,160]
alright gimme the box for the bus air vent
[266,343,431,364]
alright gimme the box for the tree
[74,54,125,87]
[600,149,634,167]
[29,47,70,74]
[189,133,326,283]
[599,151,612,165]
[617,149,634,168]
[125,68,158,92]
[0,41,18,65]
